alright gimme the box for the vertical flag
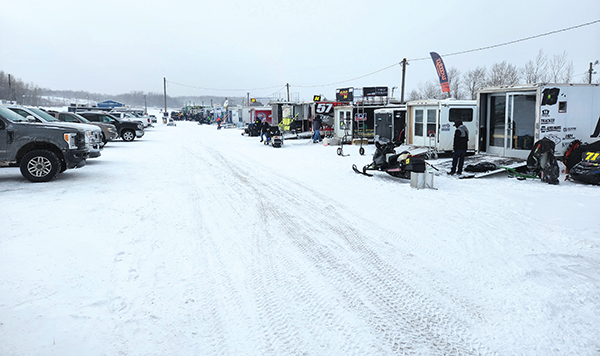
[430,52,450,93]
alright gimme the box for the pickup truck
[77,111,144,141]
[109,110,152,128]
[0,105,89,182]
[53,111,118,144]
[7,105,103,159]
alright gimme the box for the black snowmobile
[569,150,600,185]
[526,137,560,185]
[352,137,425,178]
[564,139,600,185]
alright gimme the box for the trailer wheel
[337,147,342,156]
[359,147,365,155]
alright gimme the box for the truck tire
[102,133,108,144]
[121,130,135,141]
[20,149,61,182]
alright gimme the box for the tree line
[2,49,595,107]
[0,72,242,108]
[409,50,595,101]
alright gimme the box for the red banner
[430,52,450,93]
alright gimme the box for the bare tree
[408,80,446,101]
[486,61,520,87]
[464,67,486,100]
[447,67,465,99]
[548,51,574,83]
[408,89,422,101]
[522,49,548,84]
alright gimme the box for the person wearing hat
[449,120,469,175]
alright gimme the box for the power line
[294,19,600,88]
[166,19,599,94]
[291,63,400,88]
[167,80,284,92]
[409,19,600,61]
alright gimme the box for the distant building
[97,100,124,109]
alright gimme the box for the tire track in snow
[169,127,496,355]
[197,143,495,355]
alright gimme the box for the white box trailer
[477,84,600,159]
[406,99,478,153]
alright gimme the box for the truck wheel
[102,133,108,144]
[122,130,135,141]
[20,149,61,182]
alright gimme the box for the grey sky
[1,0,599,102]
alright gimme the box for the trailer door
[374,111,393,140]
[412,106,437,147]
[487,92,536,158]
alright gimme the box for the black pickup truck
[77,111,144,142]
[0,105,89,182]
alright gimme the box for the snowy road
[1,120,599,355]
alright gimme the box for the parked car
[149,114,157,123]
[0,105,89,182]
[109,110,151,128]
[53,111,118,144]
[8,105,103,158]
[77,111,144,142]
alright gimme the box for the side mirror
[27,115,37,123]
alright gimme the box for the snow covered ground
[1,115,599,355]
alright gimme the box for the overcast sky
[1,0,599,102]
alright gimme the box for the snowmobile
[352,137,425,178]
[264,125,283,148]
[526,137,560,185]
[568,150,600,185]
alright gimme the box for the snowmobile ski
[352,164,373,177]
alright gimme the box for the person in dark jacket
[260,120,270,143]
[255,118,264,141]
[449,120,469,175]
[312,116,323,143]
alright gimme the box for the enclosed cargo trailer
[477,84,600,159]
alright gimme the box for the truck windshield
[28,107,59,122]
[74,114,91,123]
[0,106,29,122]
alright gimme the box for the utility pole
[8,74,12,102]
[400,58,407,103]
[163,77,167,113]
[589,62,594,84]
[286,83,290,102]
[247,92,250,106]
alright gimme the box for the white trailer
[406,99,477,153]
[477,84,600,159]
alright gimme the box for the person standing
[449,120,469,175]
[312,115,323,143]
[260,120,270,143]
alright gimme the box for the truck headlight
[64,133,78,149]
[137,124,142,130]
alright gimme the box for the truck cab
[0,105,89,182]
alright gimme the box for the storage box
[410,171,435,189]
